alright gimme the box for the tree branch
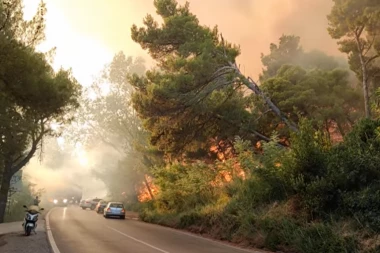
[214,114,288,148]
[363,33,377,57]
[0,7,10,32]
[11,123,47,176]
[365,54,379,67]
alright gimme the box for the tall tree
[256,35,363,140]
[260,35,344,81]
[130,0,297,159]
[328,0,380,118]
[70,52,159,201]
[256,65,362,140]
[0,1,81,222]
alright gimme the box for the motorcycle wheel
[25,226,32,236]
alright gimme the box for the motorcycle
[22,205,44,236]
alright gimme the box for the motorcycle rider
[33,196,40,206]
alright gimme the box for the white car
[79,199,92,210]
[80,198,102,210]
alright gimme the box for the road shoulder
[126,210,270,253]
[0,220,51,253]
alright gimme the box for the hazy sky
[24,0,341,85]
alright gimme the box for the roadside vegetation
[4,180,44,222]
[77,0,380,252]
[126,1,380,252]
[0,0,81,223]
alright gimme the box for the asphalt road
[49,206,262,253]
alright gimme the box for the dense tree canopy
[260,35,347,81]
[0,0,81,223]
[328,0,380,118]
[256,65,363,139]
[129,0,292,158]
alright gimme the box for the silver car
[103,202,125,219]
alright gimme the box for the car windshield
[110,203,123,208]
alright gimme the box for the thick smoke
[23,138,108,203]
[177,0,339,78]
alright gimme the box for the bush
[343,186,380,232]
[139,118,380,253]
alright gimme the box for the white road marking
[46,208,61,253]
[107,226,170,253]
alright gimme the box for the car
[95,200,108,214]
[90,198,102,210]
[79,199,92,210]
[53,198,68,207]
[103,202,125,219]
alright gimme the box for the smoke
[174,0,339,79]
[23,137,108,202]
[23,0,343,83]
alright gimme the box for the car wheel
[104,215,109,219]
[82,207,86,210]
[120,216,125,220]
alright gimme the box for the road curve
[48,206,262,253]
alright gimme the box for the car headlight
[53,199,58,204]
[63,199,67,203]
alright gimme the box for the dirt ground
[0,231,51,253]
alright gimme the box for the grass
[138,200,380,253]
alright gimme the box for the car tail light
[107,208,111,212]
[121,209,125,213]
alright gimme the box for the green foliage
[328,0,380,118]
[139,118,380,252]
[260,35,346,81]
[5,181,44,222]
[342,186,380,232]
[257,217,358,253]
[127,1,380,252]
[0,0,81,223]
[152,161,220,212]
[257,63,363,139]
[130,0,259,157]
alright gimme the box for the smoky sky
[35,0,342,82]
[176,0,340,78]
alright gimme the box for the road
[49,206,262,253]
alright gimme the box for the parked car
[79,199,92,210]
[95,200,108,214]
[103,202,125,219]
[80,198,102,210]
[90,198,102,210]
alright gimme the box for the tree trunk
[245,76,299,132]
[355,35,372,119]
[336,121,346,139]
[143,175,155,201]
[363,74,371,119]
[360,57,371,118]
[0,171,11,223]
